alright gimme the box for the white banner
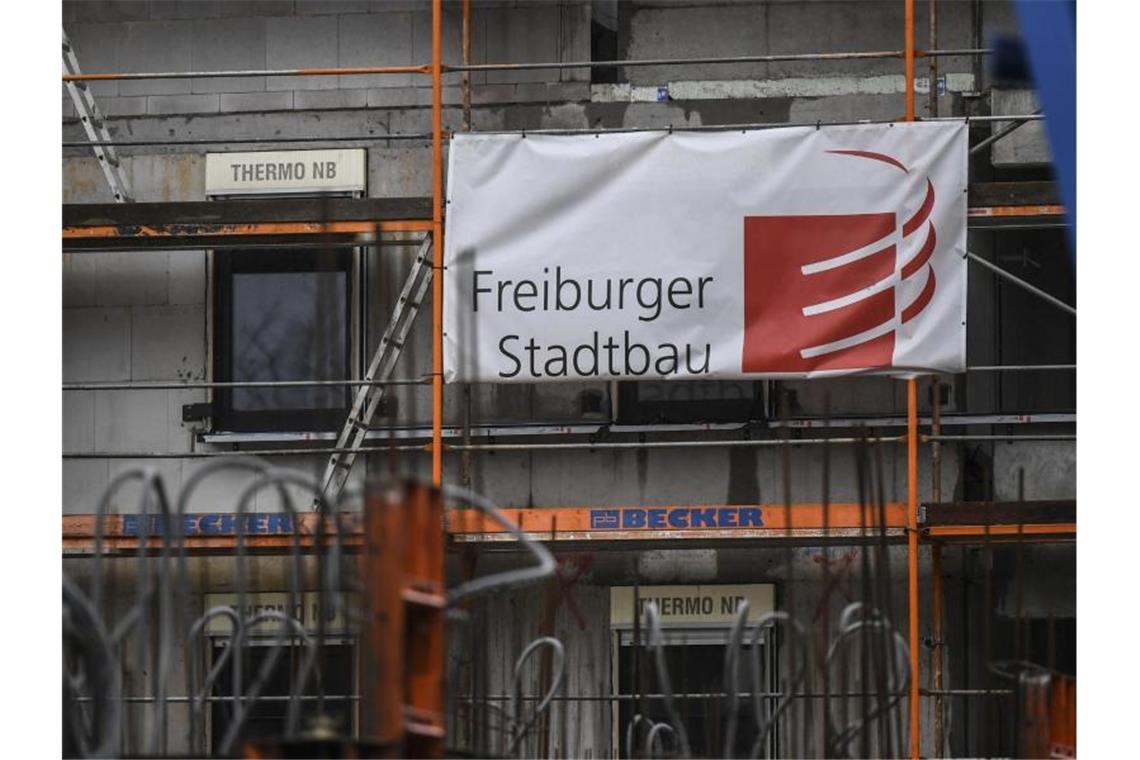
[443,123,967,382]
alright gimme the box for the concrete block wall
[451,444,960,510]
[63,0,590,119]
[62,0,1021,125]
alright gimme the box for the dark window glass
[617,380,766,425]
[617,637,777,758]
[209,642,355,753]
[591,0,621,85]
[214,249,352,432]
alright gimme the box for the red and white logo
[742,150,938,373]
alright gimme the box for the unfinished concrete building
[61,1,1075,757]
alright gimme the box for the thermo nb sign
[205,148,366,196]
[443,123,967,383]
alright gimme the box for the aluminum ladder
[314,235,434,509]
[63,29,133,203]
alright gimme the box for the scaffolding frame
[60,2,1077,757]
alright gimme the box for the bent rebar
[748,611,809,759]
[185,606,242,757]
[442,483,557,604]
[647,721,677,757]
[63,575,122,759]
[507,635,566,757]
[723,600,750,758]
[217,611,317,756]
[625,713,655,760]
[644,602,693,758]
[825,603,911,757]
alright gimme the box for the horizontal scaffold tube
[63,378,429,392]
[62,433,1076,460]
[61,48,992,82]
[63,437,905,459]
[63,115,1043,151]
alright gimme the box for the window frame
[211,246,356,433]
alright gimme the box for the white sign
[610,584,775,627]
[205,148,366,195]
[443,123,967,382]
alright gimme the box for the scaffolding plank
[923,499,1075,525]
[61,502,908,553]
[922,523,1076,542]
[63,197,432,227]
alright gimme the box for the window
[610,585,780,758]
[209,640,356,752]
[615,628,778,758]
[212,248,354,432]
[590,1,623,85]
[616,380,766,425]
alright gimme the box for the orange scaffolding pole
[907,377,921,758]
[431,0,444,488]
[904,1,920,756]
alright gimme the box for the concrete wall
[62,2,1073,757]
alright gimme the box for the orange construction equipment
[358,481,446,758]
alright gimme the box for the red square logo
[742,213,898,373]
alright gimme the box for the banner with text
[444,123,967,382]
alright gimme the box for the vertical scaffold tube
[904,1,920,755]
[907,377,920,758]
[431,0,444,487]
[462,0,472,131]
[905,0,916,121]
[932,377,945,757]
